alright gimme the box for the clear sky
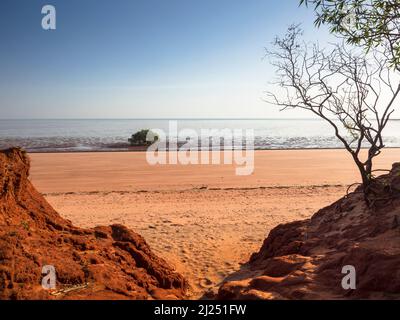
[0,0,334,119]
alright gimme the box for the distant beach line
[13,146,398,154]
[1,118,400,152]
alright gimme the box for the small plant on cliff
[128,129,159,147]
[21,221,29,231]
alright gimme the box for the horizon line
[1,118,400,121]
[0,117,321,121]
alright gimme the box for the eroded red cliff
[0,148,187,300]
[217,164,400,300]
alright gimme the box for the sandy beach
[29,149,400,298]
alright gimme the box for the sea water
[0,118,399,152]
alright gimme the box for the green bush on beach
[128,129,159,146]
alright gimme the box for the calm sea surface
[0,119,399,152]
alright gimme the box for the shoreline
[18,146,400,154]
[29,148,400,194]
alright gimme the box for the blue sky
[0,0,334,119]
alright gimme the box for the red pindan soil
[0,148,187,300]
[217,164,400,300]
[1,147,400,300]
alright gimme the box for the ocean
[0,119,399,152]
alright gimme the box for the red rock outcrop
[0,148,187,300]
[217,164,400,300]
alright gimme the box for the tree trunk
[355,160,372,204]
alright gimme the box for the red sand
[29,149,400,298]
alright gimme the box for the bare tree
[266,26,400,203]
